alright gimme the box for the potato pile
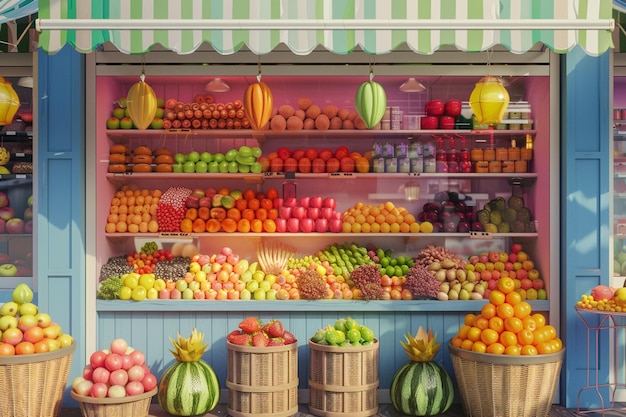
[267,97,370,131]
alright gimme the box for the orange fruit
[266,187,279,201]
[460,339,474,351]
[517,328,535,345]
[496,303,515,319]
[488,316,505,333]
[489,290,506,306]
[250,219,263,233]
[480,328,499,345]
[458,325,471,339]
[243,189,256,201]
[464,314,476,326]
[522,316,538,331]
[531,313,546,328]
[497,277,516,294]
[504,317,523,333]
[255,208,268,221]
[220,218,237,233]
[520,344,538,355]
[180,218,193,233]
[500,330,518,347]
[486,342,506,354]
[471,341,487,353]
[0,343,15,356]
[15,341,35,355]
[474,316,489,331]
[34,340,50,353]
[505,291,521,305]
[481,303,497,319]
[262,219,277,233]
[355,157,370,173]
[451,336,463,348]
[535,341,553,355]
[543,325,557,340]
[467,326,482,342]
[237,218,251,233]
[513,301,532,319]
[504,345,521,355]
[248,198,261,211]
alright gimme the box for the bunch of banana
[126,75,157,130]
[0,147,10,165]
[400,327,441,362]
[169,328,209,362]
[243,80,273,130]
[354,79,387,129]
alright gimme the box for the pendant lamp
[469,75,510,125]
[205,78,231,93]
[399,78,426,93]
[0,77,20,126]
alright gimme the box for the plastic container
[474,161,489,173]
[488,160,502,173]
[483,149,496,161]
[226,341,299,417]
[470,148,484,162]
[308,340,379,417]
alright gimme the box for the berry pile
[227,316,297,347]
[126,242,174,274]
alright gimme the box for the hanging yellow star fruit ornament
[355,69,387,129]
[126,68,157,130]
[469,75,510,125]
[243,68,273,130]
[0,76,20,126]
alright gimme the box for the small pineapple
[400,326,441,362]
[169,327,208,362]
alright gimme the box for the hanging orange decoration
[126,73,157,130]
[243,80,273,130]
[0,77,20,126]
[469,75,510,125]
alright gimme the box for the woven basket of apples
[0,284,76,417]
[70,338,158,417]
[226,317,298,417]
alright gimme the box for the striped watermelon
[390,360,454,416]
[158,360,220,416]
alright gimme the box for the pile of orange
[342,201,420,233]
[180,187,279,233]
[104,186,161,233]
[451,277,562,355]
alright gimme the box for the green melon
[390,360,454,416]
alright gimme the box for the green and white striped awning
[36,0,615,56]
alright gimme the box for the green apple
[0,301,19,316]
[183,161,196,173]
[213,152,225,163]
[195,161,208,173]
[0,315,18,330]
[112,108,125,119]
[258,280,272,292]
[120,117,134,129]
[225,149,238,162]
[182,288,194,299]
[240,289,252,300]
[150,118,164,129]
[238,164,250,173]
[246,280,259,293]
[174,153,187,164]
[18,302,38,316]
[238,146,253,158]
[155,108,164,118]
[0,264,17,277]
[175,280,188,292]
[266,289,277,300]
[252,270,265,282]
[240,270,252,283]
[172,163,184,173]
[107,117,120,129]
[218,161,229,173]
[251,147,263,158]
[200,152,213,162]
[208,161,219,173]
[250,162,263,174]
[187,151,200,163]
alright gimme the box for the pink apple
[332,212,343,220]
[287,218,300,233]
[0,192,9,208]
[0,207,15,221]
[299,197,310,209]
[478,254,489,264]
[510,243,523,254]
[292,206,306,220]
[488,251,500,263]
[320,207,334,220]
[273,198,284,209]
[487,279,498,290]
[491,270,501,280]
[310,196,323,209]
[274,218,287,233]
[516,269,528,280]
[279,206,292,219]
[520,278,533,290]
[199,197,212,207]
[329,219,343,233]
[508,253,518,263]
[323,197,336,209]
[504,261,514,271]
[299,218,315,233]
[315,218,328,233]
[468,255,479,265]
[197,254,211,267]
[307,207,320,220]
[284,197,297,208]
[532,279,545,290]
[6,218,24,234]
[158,289,170,299]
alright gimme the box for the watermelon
[158,360,220,416]
[390,360,454,416]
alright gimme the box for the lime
[347,328,361,344]
[238,145,253,157]
[325,329,340,345]
[334,330,346,344]
[334,318,347,332]
[380,257,390,267]
[390,258,398,267]
[344,318,359,331]
[312,330,327,343]
[360,326,375,342]
[394,266,403,278]
[386,265,396,277]
[401,264,410,275]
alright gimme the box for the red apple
[320,207,334,220]
[0,191,13,208]
[197,254,211,267]
[279,207,292,219]
[287,218,300,233]
[272,198,284,209]
[292,206,306,220]
[444,99,462,116]
[284,197,297,208]
[487,251,500,263]
[305,148,319,160]
[315,218,328,233]
[275,218,287,233]
[6,218,24,234]
[310,196,323,209]
[299,197,310,209]
[23,207,33,222]
[0,206,13,221]
[319,149,333,161]
[199,197,212,207]
[299,218,315,233]
[322,198,336,210]
[510,243,523,254]
[291,149,305,160]
[307,207,320,220]
[329,219,343,233]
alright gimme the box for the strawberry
[229,333,252,346]
[267,337,285,346]
[239,316,262,334]
[227,329,243,343]
[263,319,285,338]
[252,332,269,347]
[283,330,297,345]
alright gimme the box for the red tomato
[270,158,284,172]
[312,158,326,173]
[326,158,340,173]
[305,148,319,160]
[298,158,312,173]
[340,157,355,172]
[319,149,333,161]
[277,147,291,160]
[284,157,298,172]
[334,146,350,160]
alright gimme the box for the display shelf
[0,130,33,139]
[106,128,537,143]
[96,298,550,312]
[103,231,539,239]
[0,276,34,290]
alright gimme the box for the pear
[12,283,33,304]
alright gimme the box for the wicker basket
[308,339,379,417]
[70,387,157,417]
[226,341,299,417]
[449,343,565,417]
[0,341,75,417]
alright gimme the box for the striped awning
[36,0,615,56]
[0,0,37,25]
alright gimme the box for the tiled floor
[58,402,623,417]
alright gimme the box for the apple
[0,315,18,330]
[299,197,310,209]
[310,196,323,209]
[320,207,334,220]
[510,243,523,254]
[27,195,33,207]
[292,206,306,220]
[24,220,33,234]
[284,197,297,208]
[287,218,300,233]
[19,302,38,316]
[275,218,287,233]
[323,197,336,209]
[150,118,164,129]
[315,218,328,233]
[22,207,33,222]
[488,251,500,263]
[299,218,315,233]
[0,192,9,209]
[329,218,343,233]
[307,207,320,220]
[120,117,134,129]
[273,198,284,209]
[6,218,25,234]
[0,207,14,221]
[0,263,17,276]
[2,327,22,345]
[279,206,292,219]
[106,117,120,129]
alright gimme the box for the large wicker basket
[70,386,157,417]
[0,341,76,417]
[449,343,564,417]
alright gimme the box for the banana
[355,80,387,129]
[243,81,273,130]
[126,79,157,130]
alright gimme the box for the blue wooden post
[561,47,611,408]
[36,45,86,405]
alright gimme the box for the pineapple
[169,328,208,362]
[400,326,441,362]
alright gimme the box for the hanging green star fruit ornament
[126,67,157,130]
[355,70,387,129]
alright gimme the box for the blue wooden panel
[562,47,611,408]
